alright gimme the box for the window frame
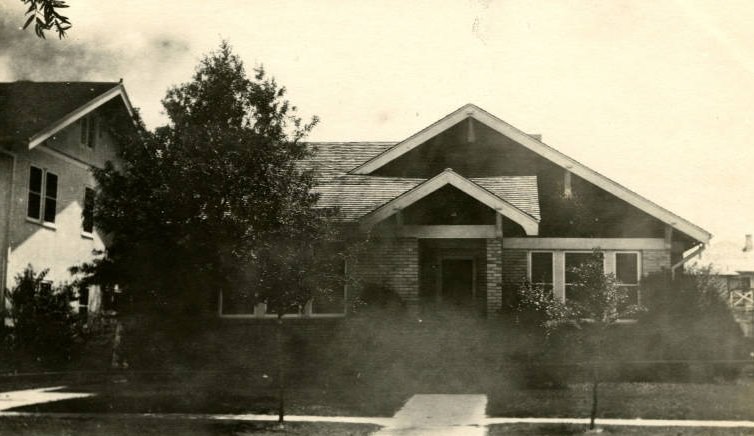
[614,251,642,305]
[26,165,58,227]
[527,251,554,292]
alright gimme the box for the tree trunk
[276,313,285,427]
[589,362,598,430]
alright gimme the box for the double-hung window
[529,252,554,293]
[615,252,640,307]
[27,166,58,225]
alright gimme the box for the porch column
[486,238,503,316]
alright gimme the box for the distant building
[0,81,136,320]
[692,235,754,336]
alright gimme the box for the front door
[440,258,475,307]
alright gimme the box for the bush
[637,268,746,380]
[6,265,83,369]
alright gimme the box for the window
[78,287,90,322]
[82,187,95,234]
[530,252,553,293]
[27,166,43,220]
[565,252,604,303]
[80,115,97,148]
[27,166,58,224]
[615,252,640,307]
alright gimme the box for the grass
[0,416,379,436]
[488,424,754,435]
[486,381,754,421]
[8,374,407,417]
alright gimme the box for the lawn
[488,424,754,435]
[486,381,754,421]
[7,373,407,417]
[0,416,379,436]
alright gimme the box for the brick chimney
[744,234,752,252]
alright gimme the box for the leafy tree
[21,0,71,39]
[74,41,347,426]
[7,265,80,368]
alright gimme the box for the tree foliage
[21,0,71,39]
[74,41,340,320]
[6,265,80,367]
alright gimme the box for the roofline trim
[359,168,540,235]
[28,83,135,149]
[352,103,711,244]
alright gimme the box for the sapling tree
[565,252,643,430]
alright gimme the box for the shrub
[638,267,746,380]
[6,265,82,368]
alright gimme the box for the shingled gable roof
[350,103,712,244]
[359,169,540,235]
[304,142,541,224]
[0,81,134,149]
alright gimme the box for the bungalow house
[220,104,712,318]
[0,81,136,320]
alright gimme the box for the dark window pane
[79,287,90,307]
[565,285,587,304]
[531,252,553,284]
[616,253,639,284]
[29,166,42,193]
[27,193,41,219]
[565,252,603,283]
[83,188,95,233]
[43,198,56,223]
[45,173,58,199]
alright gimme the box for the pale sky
[1,0,753,244]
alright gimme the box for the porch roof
[304,142,540,223]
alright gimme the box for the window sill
[81,231,94,240]
[26,217,56,230]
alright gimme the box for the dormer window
[79,115,98,148]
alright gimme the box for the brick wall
[350,237,419,306]
[642,249,671,276]
[485,239,502,315]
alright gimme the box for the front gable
[349,104,710,245]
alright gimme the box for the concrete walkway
[0,387,93,411]
[375,394,488,435]
[2,389,754,433]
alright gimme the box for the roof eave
[27,83,136,150]
[352,103,711,244]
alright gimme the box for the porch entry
[419,239,487,315]
[440,257,475,307]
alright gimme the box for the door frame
[437,255,477,303]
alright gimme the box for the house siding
[642,249,671,276]
[3,114,120,313]
[351,237,419,307]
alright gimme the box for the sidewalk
[375,394,487,435]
